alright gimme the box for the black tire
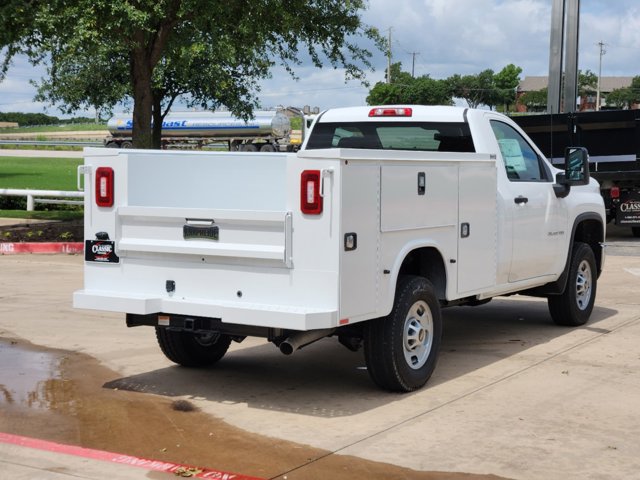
[121,140,133,149]
[364,276,442,392]
[260,144,276,152]
[240,143,258,152]
[155,328,231,367]
[632,227,640,238]
[548,242,597,326]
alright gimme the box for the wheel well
[573,218,604,276]
[398,247,446,300]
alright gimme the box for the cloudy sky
[1,0,639,117]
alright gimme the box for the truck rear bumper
[73,290,337,331]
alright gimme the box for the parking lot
[1,227,639,479]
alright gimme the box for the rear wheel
[364,276,442,392]
[260,143,276,152]
[240,143,258,152]
[548,242,597,326]
[632,227,640,238]
[155,328,231,367]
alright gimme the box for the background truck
[74,105,605,392]
[104,106,318,152]
[513,109,640,236]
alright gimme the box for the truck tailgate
[74,149,340,330]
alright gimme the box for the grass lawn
[0,156,83,191]
[0,123,106,134]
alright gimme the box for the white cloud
[257,66,372,110]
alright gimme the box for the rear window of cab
[306,121,475,152]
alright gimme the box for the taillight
[95,167,114,207]
[369,107,413,117]
[300,170,322,215]
[610,186,620,199]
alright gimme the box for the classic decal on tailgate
[85,240,120,263]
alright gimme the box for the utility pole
[548,0,565,114]
[411,52,420,78]
[547,0,580,113]
[564,0,580,113]
[596,41,607,111]
[387,27,392,84]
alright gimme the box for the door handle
[514,196,529,204]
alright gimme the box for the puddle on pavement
[0,340,75,413]
[0,338,511,480]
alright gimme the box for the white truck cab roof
[316,105,469,123]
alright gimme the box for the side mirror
[564,147,590,186]
[553,147,590,198]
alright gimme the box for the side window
[490,120,548,182]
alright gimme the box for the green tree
[578,69,598,97]
[605,88,632,109]
[1,0,382,148]
[449,69,497,109]
[518,88,548,112]
[367,62,453,106]
[33,42,129,122]
[405,76,454,105]
[604,75,640,109]
[494,64,522,112]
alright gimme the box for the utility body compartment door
[339,162,380,321]
[379,156,497,300]
[457,163,497,293]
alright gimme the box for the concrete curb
[0,432,262,480]
[0,242,83,255]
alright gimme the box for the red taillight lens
[300,170,322,215]
[610,186,620,199]
[368,107,413,117]
[95,167,114,207]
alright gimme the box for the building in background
[517,76,634,112]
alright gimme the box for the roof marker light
[368,107,413,117]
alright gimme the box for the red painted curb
[0,242,83,255]
[0,432,263,480]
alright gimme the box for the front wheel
[548,242,597,326]
[364,276,442,392]
[155,328,231,367]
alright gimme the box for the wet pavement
[0,337,508,479]
[0,227,639,479]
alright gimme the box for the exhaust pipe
[279,328,335,355]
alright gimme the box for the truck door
[489,119,568,282]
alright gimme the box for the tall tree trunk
[130,46,154,149]
[152,95,163,149]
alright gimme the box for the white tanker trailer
[104,109,312,151]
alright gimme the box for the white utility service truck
[74,106,605,392]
